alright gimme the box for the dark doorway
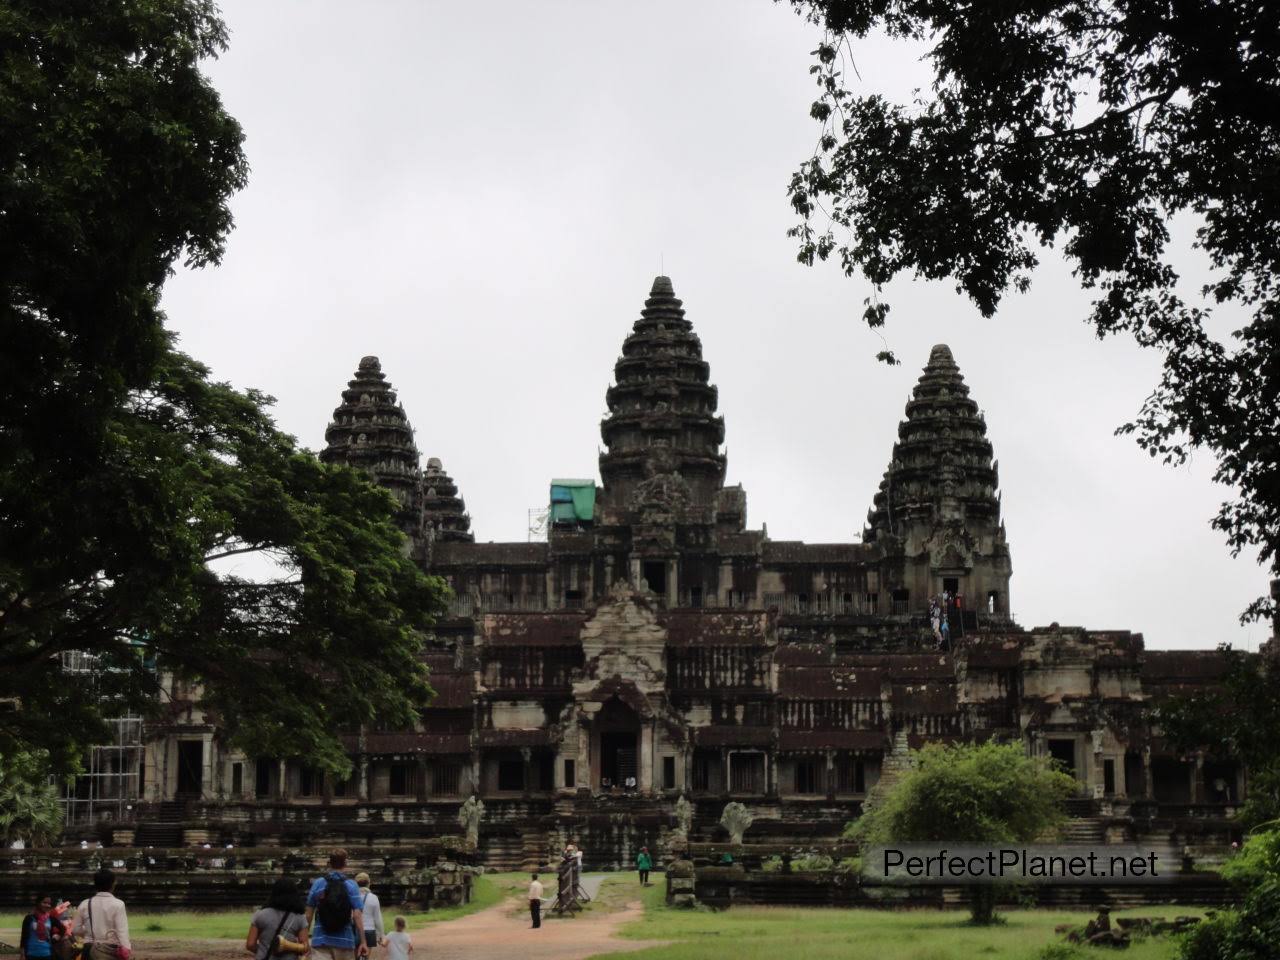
[643,561,666,597]
[255,758,273,798]
[1124,752,1146,798]
[597,697,640,789]
[942,577,959,595]
[176,740,203,796]
[601,731,637,787]
[1103,758,1116,795]
[1048,739,1077,776]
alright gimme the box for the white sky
[162,0,1268,651]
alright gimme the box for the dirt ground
[0,885,668,960]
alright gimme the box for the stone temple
[129,276,1245,867]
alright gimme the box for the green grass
[0,872,511,940]
[591,883,1203,960]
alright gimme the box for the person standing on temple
[635,846,653,886]
[527,873,544,929]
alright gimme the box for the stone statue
[457,795,485,847]
[674,794,693,838]
[720,801,753,845]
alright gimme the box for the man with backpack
[305,849,366,960]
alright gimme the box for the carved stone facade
[139,276,1247,868]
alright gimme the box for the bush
[1177,828,1280,960]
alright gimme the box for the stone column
[630,557,643,590]
[640,722,654,793]
[666,560,678,608]
[1142,747,1153,800]
[825,751,836,801]
[276,760,288,801]
[358,757,370,802]
[416,758,430,801]
[1192,752,1206,804]
[722,749,731,796]
[719,560,734,606]
[521,747,532,799]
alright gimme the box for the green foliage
[786,1,1280,619]
[853,741,1076,846]
[1157,647,1280,828]
[851,741,1074,925]
[1176,828,1280,960]
[0,751,64,846]
[0,0,447,777]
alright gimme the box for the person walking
[245,877,309,959]
[527,872,543,929]
[74,868,131,960]
[380,917,412,960]
[305,849,367,960]
[354,873,384,955]
[18,893,69,960]
[635,846,653,886]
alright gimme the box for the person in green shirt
[635,847,653,886]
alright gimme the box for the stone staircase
[1061,817,1106,844]
[133,801,186,847]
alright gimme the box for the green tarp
[550,479,595,523]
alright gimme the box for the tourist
[355,872,384,954]
[305,849,366,959]
[74,868,131,960]
[18,893,70,960]
[245,877,309,959]
[527,872,544,929]
[635,846,653,886]
[380,917,412,960]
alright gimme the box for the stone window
[692,752,712,792]
[794,760,820,794]
[433,762,462,796]
[497,759,525,791]
[987,591,1000,614]
[891,588,910,615]
[389,762,415,797]
[836,758,865,793]
[729,752,765,794]
[563,759,576,790]
[663,756,676,790]
[231,762,243,797]
[297,768,323,798]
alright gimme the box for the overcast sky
[162,0,1268,652]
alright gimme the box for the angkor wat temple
[120,276,1250,867]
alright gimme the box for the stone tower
[421,456,473,544]
[320,356,425,554]
[864,344,1011,615]
[597,276,728,527]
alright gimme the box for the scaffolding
[58,651,146,825]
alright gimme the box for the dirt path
[0,887,668,960]
[417,893,667,960]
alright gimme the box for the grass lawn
[0,871,514,940]
[594,882,1202,960]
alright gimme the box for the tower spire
[597,276,726,520]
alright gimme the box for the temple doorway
[596,697,640,791]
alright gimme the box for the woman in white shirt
[355,873,384,952]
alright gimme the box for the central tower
[597,276,727,525]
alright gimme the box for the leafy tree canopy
[1158,646,1280,828]
[0,750,64,847]
[851,741,1075,923]
[786,0,1280,620]
[0,1,446,778]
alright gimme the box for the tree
[785,1,1280,622]
[1158,646,1280,828]
[0,1,447,778]
[1179,827,1280,960]
[0,751,64,847]
[851,741,1076,923]
[2,345,447,776]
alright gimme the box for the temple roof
[598,276,727,514]
[422,455,473,543]
[320,356,424,543]
[865,344,1004,543]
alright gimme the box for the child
[381,916,412,960]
